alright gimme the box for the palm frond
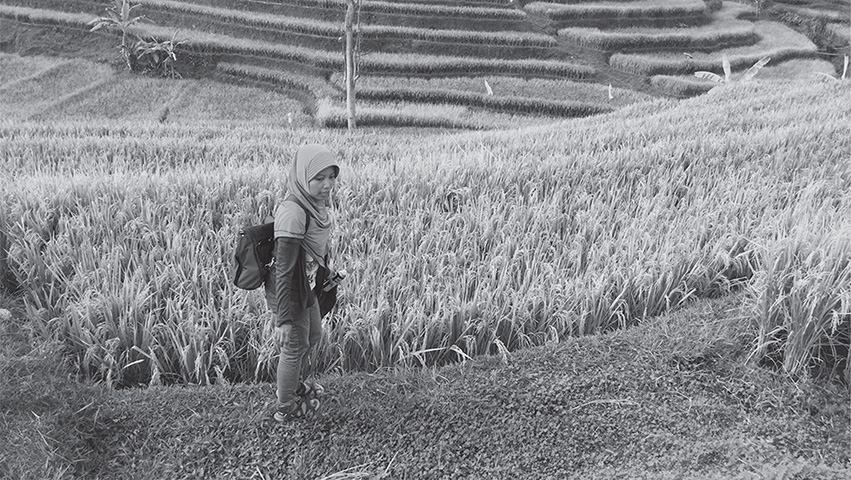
[695,71,724,83]
[722,55,731,83]
[120,0,130,21]
[742,56,770,82]
[814,72,838,82]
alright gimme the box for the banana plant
[695,55,770,84]
[133,33,188,78]
[88,0,147,71]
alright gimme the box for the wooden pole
[345,0,357,130]
[346,0,357,130]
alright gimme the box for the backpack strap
[284,194,310,233]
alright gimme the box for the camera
[322,269,347,292]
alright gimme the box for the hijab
[286,144,339,265]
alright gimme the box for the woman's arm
[273,237,302,327]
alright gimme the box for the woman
[265,144,339,422]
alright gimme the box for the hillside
[1,40,851,478]
[2,58,850,384]
[2,290,849,478]
[0,0,845,128]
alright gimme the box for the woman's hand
[331,268,348,284]
[274,324,292,347]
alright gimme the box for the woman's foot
[276,381,325,401]
[296,381,325,399]
[274,396,320,422]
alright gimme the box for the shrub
[704,0,722,13]
[132,34,187,78]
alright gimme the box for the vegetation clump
[88,0,187,77]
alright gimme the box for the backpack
[232,199,338,317]
[231,197,311,291]
[232,221,276,290]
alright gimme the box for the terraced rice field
[0,0,843,126]
[0,53,311,125]
[2,74,850,386]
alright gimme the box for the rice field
[328,74,656,108]
[0,53,594,129]
[649,74,716,97]
[128,0,552,47]
[314,98,565,129]
[559,24,756,51]
[650,58,837,97]
[2,79,849,387]
[4,0,836,135]
[162,0,526,20]
[825,22,851,45]
[0,54,311,125]
[0,51,60,83]
[0,59,114,118]
[524,0,708,22]
[774,4,851,23]
[279,0,526,19]
[557,3,758,51]
[0,4,589,78]
[610,21,819,76]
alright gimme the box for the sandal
[276,381,325,401]
[274,396,320,422]
[296,381,325,399]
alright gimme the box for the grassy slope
[2,52,850,477]
[2,292,849,479]
[0,53,312,125]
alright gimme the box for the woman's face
[308,166,337,202]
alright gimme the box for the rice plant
[3,80,850,387]
[748,224,851,383]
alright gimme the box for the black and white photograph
[1,0,849,478]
